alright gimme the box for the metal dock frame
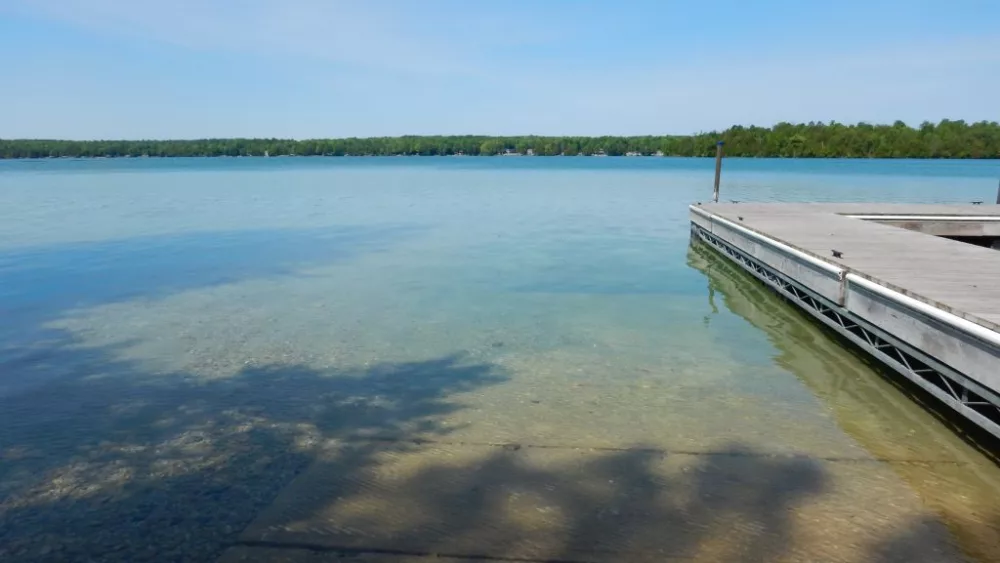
[690,205,1000,440]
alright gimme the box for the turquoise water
[1,157,999,562]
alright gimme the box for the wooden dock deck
[690,203,1000,439]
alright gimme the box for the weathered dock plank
[696,203,1000,330]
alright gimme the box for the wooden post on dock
[712,141,724,203]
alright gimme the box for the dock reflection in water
[688,241,1000,562]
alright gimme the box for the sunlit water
[1,157,998,562]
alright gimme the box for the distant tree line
[2,120,998,159]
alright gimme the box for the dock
[690,203,1000,439]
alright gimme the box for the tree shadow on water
[0,343,505,562]
[0,339,974,563]
[232,442,834,563]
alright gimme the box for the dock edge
[690,204,1000,440]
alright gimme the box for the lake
[1,157,999,562]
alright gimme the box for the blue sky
[1,1,997,139]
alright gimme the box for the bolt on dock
[690,203,1000,438]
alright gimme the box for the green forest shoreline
[3,120,998,159]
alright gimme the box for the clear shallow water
[0,157,998,562]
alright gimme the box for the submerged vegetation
[2,120,998,159]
